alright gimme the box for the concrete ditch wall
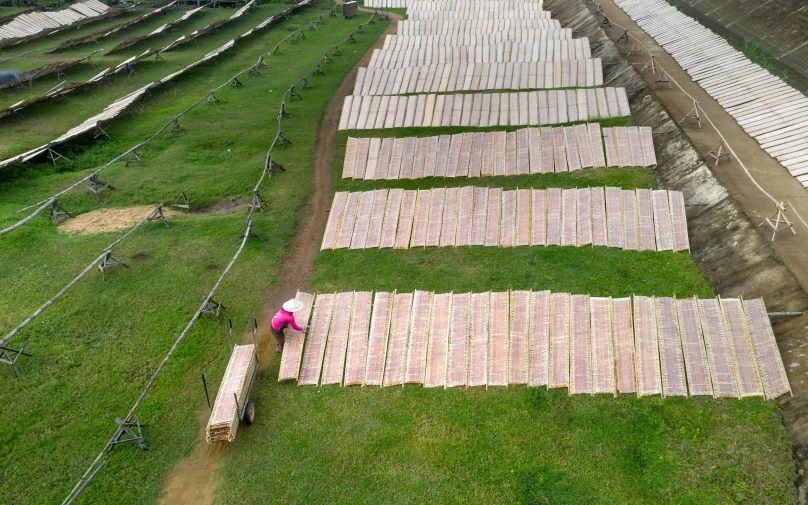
[550,0,808,497]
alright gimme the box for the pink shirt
[271,309,303,332]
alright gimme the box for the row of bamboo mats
[342,125,655,180]
[321,187,689,252]
[364,0,545,11]
[339,88,631,131]
[368,39,592,69]
[397,19,560,36]
[354,59,604,96]
[615,0,808,188]
[279,291,790,400]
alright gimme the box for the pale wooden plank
[321,292,354,385]
[552,126,568,172]
[343,137,359,179]
[509,290,530,384]
[652,190,674,251]
[493,130,507,176]
[468,132,484,178]
[387,138,405,180]
[426,187,446,247]
[744,298,791,400]
[456,132,474,178]
[546,187,562,246]
[435,134,451,178]
[564,126,581,171]
[350,191,376,250]
[530,189,546,246]
[505,130,518,176]
[528,127,543,174]
[576,188,592,247]
[447,293,470,388]
[481,132,495,176]
[591,186,608,247]
[636,189,656,252]
[622,189,639,251]
[569,294,591,395]
[515,188,531,247]
[298,294,334,386]
[669,191,690,252]
[423,135,439,178]
[613,297,637,394]
[485,187,502,247]
[335,192,360,249]
[343,291,372,386]
[549,292,570,389]
[561,188,577,247]
[441,187,459,247]
[383,293,413,387]
[410,189,432,248]
[424,293,451,388]
[468,292,490,387]
[394,190,417,249]
[364,292,394,386]
[488,291,510,387]
[676,297,713,396]
[721,298,763,397]
[471,187,489,246]
[590,297,615,395]
[405,290,433,384]
[589,123,606,168]
[698,298,740,398]
[605,187,623,250]
[633,296,662,397]
[380,189,403,249]
[500,189,516,247]
[655,297,688,397]
[322,192,347,250]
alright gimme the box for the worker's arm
[289,317,303,332]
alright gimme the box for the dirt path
[595,0,808,288]
[157,11,402,505]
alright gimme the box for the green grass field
[0,2,798,504]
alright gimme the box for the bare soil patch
[58,205,173,235]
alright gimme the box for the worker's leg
[271,326,285,353]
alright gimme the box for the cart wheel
[244,402,255,425]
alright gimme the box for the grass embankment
[214,93,797,505]
[0,4,388,504]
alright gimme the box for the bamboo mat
[282,292,790,399]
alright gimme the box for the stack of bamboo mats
[206,344,258,443]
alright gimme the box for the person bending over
[270,299,307,353]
